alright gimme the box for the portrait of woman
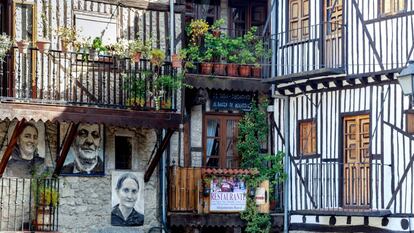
[111,172,144,226]
[5,121,46,177]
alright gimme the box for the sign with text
[209,177,247,212]
[210,91,253,111]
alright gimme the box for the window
[229,0,267,37]
[298,120,316,156]
[407,112,414,134]
[204,114,241,168]
[75,11,117,44]
[380,0,406,15]
[289,0,309,41]
[115,136,132,169]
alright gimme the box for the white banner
[209,177,247,212]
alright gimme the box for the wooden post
[53,122,79,177]
[0,119,27,177]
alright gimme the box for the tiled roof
[201,168,258,176]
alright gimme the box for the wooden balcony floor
[0,101,181,129]
[263,67,346,84]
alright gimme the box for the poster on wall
[209,176,247,212]
[111,171,145,226]
[0,120,54,177]
[60,123,105,176]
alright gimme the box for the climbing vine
[237,101,285,233]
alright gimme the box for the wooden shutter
[289,0,309,41]
[299,120,316,156]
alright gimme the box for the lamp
[398,61,414,106]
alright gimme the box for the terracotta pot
[131,51,141,63]
[36,39,51,53]
[172,54,182,68]
[61,40,70,53]
[239,65,251,77]
[227,63,239,76]
[212,30,221,38]
[16,40,30,53]
[213,63,226,76]
[200,62,213,75]
[251,66,262,78]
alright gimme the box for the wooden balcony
[263,22,346,84]
[0,48,181,129]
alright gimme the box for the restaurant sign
[209,177,247,212]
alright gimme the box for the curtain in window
[206,120,218,160]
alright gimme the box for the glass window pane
[207,120,220,137]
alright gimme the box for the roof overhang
[185,74,271,92]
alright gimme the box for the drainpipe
[283,97,290,233]
[170,0,175,57]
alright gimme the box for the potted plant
[34,186,59,230]
[123,73,147,108]
[210,19,225,38]
[0,33,12,61]
[226,37,243,76]
[57,26,77,52]
[89,37,107,60]
[204,31,228,76]
[150,48,166,68]
[107,39,128,59]
[152,73,190,110]
[16,39,30,53]
[187,19,209,45]
[179,45,201,73]
[37,3,51,54]
[128,37,152,63]
[238,48,255,77]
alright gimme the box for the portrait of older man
[61,123,104,175]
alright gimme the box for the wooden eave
[292,209,392,217]
[88,0,185,13]
[185,74,270,92]
[0,102,181,129]
[168,213,283,228]
[263,67,346,84]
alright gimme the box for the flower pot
[36,39,51,53]
[172,54,182,68]
[61,40,70,53]
[212,30,221,38]
[131,51,141,63]
[239,65,251,77]
[16,40,30,53]
[213,63,226,76]
[227,63,239,76]
[251,66,262,78]
[200,62,213,75]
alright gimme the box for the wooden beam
[373,75,382,82]
[0,119,27,177]
[53,123,79,178]
[88,0,185,13]
[144,128,175,182]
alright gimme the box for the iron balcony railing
[291,162,391,215]
[263,22,346,79]
[0,177,59,231]
[0,48,178,111]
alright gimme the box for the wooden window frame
[228,0,268,36]
[297,119,317,157]
[379,0,407,16]
[406,111,414,134]
[203,113,242,168]
[288,0,310,42]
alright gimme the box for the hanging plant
[0,33,12,61]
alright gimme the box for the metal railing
[264,22,346,79]
[0,48,178,111]
[291,162,390,214]
[0,177,59,231]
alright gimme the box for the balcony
[0,48,181,129]
[263,22,346,84]
[168,166,284,229]
[291,162,391,216]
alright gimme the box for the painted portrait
[111,171,144,227]
[0,120,47,177]
[60,123,105,176]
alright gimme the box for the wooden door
[343,115,370,208]
[325,0,342,68]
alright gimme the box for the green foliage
[204,32,228,62]
[211,19,225,31]
[129,36,153,58]
[187,19,209,45]
[241,199,271,233]
[92,37,107,53]
[237,101,285,233]
[31,170,59,208]
[150,48,166,67]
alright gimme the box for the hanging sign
[209,176,247,212]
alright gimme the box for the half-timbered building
[266,0,414,232]
[0,0,183,232]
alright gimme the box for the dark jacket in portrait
[111,204,144,226]
[61,156,104,175]
[5,146,45,177]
